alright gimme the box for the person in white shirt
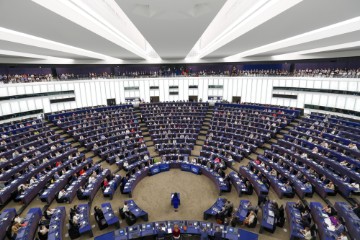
[72,214,79,224]
[337,232,348,240]
[123,202,129,213]
[300,227,312,240]
[123,161,129,169]
[58,189,66,202]
[29,177,37,185]
[14,215,23,224]
[88,176,96,184]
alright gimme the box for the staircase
[190,106,214,157]
[133,107,158,159]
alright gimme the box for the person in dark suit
[77,186,87,200]
[213,227,223,240]
[120,175,129,193]
[352,203,360,218]
[156,225,166,240]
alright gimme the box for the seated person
[77,186,87,200]
[102,178,109,191]
[352,203,360,218]
[57,189,67,203]
[94,206,107,229]
[38,225,49,240]
[88,175,96,184]
[244,211,257,228]
[300,227,312,240]
[323,205,335,216]
[70,205,80,215]
[14,214,23,224]
[45,208,56,219]
[11,222,21,239]
[172,224,181,240]
[224,201,234,215]
[120,201,129,216]
[71,212,80,225]
[337,231,349,240]
[123,161,129,170]
[325,181,335,191]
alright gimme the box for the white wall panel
[336,96,346,109]
[1,102,11,115]
[321,80,330,89]
[319,94,328,106]
[7,87,17,95]
[299,79,307,88]
[346,97,356,110]
[313,80,321,88]
[11,101,20,113]
[0,77,360,119]
[338,81,348,90]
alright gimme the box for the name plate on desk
[150,166,160,175]
[191,166,200,174]
[181,163,191,171]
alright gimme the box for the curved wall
[0,77,360,119]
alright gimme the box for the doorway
[189,95,198,102]
[107,98,116,106]
[150,96,160,103]
[232,96,241,104]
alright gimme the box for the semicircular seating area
[0,102,360,240]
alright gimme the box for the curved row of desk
[123,162,229,197]
[94,220,258,240]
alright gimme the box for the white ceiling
[0,0,359,64]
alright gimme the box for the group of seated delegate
[8,207,63,240]
[0,116,96,205]
[205,197,285,232]
[202,103,298,167]
[140,102,208,155]
[50,105,145,166]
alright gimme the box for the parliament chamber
[1,0,360,239]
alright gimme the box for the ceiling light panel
[0,49,73,62]
[226,16,360,60]
[186,0,302,60]
[0,27,121,61]
[32,0,161,61]
[272,41,360,60]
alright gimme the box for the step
[196,140,205,145]
[71,142,81,147]
[269,139,277,143]
[276,134,284,139]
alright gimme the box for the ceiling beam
[32,0,161,61]
[225,16,360,61]
[186,0,302,60]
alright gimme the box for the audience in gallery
[1,66,360,84]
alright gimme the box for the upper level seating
[205,103,299,166]
[140,102,208,155]
[298,114,360,142]
[50,105,144,165]
[0,118,43,135]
